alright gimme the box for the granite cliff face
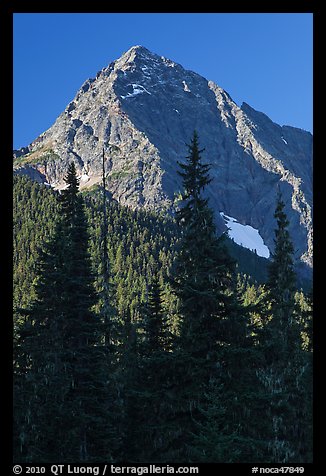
[13,45,313,273]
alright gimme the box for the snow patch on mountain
[80,174,90,182]
[182,80,191,92]
[220,212,270,258]
[13,45,312,273]
[121,83,151,99]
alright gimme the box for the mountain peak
[111,45,160,73]
[123,45,151,56]
[116,45,182,72]
[127,45,150,53]
[13,46,313,275]
[118,45,156,63]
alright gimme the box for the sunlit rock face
[13,45,312,275]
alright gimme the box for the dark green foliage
[267,193,296,320]
[132,277,174,462]
[14,164,118,462]
[166,132,263,462]
[263,191,301,361]
[83,188,178,325]
[168,132,232,459]
[13,175,59,311]
[99,149,114,349]
[225,238,269,283]
[13,173,179,463]
[117,309,141,463]
[257,191,313,463]
[191,292,270,463]
[173,131,236,359]
[142,275,172,354]
[13,142,313,464]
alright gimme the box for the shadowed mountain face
[13,45,313,275]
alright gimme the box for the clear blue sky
[13,13,313,150]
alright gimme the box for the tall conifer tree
[143,275,171,355]
[167,131,261,461]
[258,191,312,462]
[14,163,118,462]
[132,276,174,462]
[173,131,235,361]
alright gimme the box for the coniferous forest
[13,132,313,463]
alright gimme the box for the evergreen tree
[14,163,118,462]
[132,276,174,462]
[13,175,59,314]
[117,309,141,463]
[189,277,269,463]
[13,160,313,463]
[265,191,298,355]
[143,275,171,354]
[258,191,312,462]
[167,131,262,462]
[173,131,235,363]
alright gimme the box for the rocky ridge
[13,45,313,273]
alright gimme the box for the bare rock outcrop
[13,45,313,274]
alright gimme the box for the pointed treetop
[177,130,211,202]
[63,162,79,191]
[268,190,296,300]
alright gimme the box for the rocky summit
[13,45,313,275]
